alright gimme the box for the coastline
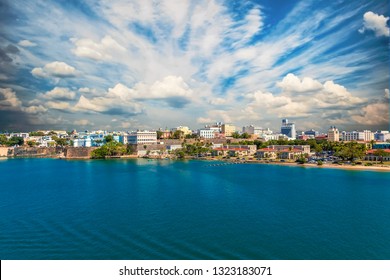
[2,151,389,172]
[244,160,390,172]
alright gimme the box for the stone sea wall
[13,147,64,158]
[64,147,97,159]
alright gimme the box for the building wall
[222,124,235,137]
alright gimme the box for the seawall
[64,147,97,159]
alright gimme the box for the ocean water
[0,158,389,260]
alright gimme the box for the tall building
[221,124,235,137]
[327,126,340,142]
[280,119,296,139]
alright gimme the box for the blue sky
[0,0,389,132]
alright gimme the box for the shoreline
[243,159,390,172]
[2,154,390,172]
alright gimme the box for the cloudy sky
[0,0,389,133]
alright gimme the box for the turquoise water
[0,158,389,260]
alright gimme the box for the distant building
[304,129,319,137]
[341,130,374,142]
[327,126,340,142]
[128,130,157,144]
[374,131,390,142]
[256,145,310,160]
[73,137,92,147]
[221,124,235,137]
[280,119,296,139]
[199,128,217,139]
[173,126,192,136]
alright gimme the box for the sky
[0,0,389,133]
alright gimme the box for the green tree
[0,134,7,145]
[172,130,184,139]
[156,130,163,139]
[7,136,24,146]
[27,140,37,147]
[29,131,45,136]
[104,135,114,143]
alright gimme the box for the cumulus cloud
[108,76,193,108]
[277,73,323,93]
[74,95,143,116]
[23,105,47,114]
[31,61,77,78]
[18,40,37,47]
[351,102,389,125]
[0,88,22,109]
[45,101,72,111]
[40,87,76,100]
[71,35,126,61]
[242,74,366,121]
[359,11,389,37]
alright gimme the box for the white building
[341,130,374,142]
[198,128,216,139]
[327,126,340,142]
[127,130,157,144]
[73,137,92,147]
[374,131,390,142]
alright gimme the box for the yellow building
[327,126,340,142]
[221,124,235,137]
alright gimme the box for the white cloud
[18,40,37,47]
[351,102,389,125]
[277,73,323,93]
[31,61,77,78]
[359,11,389,37]
[45,101,72,111]
[23,105,47,114]
[40,87,76,100]
[0,88,22,109]
[74,119,93,126]
[72,35,126,61]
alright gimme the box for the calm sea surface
[0,158,389,260]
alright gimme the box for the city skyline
[0,0,389,132]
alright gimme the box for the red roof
[366,149,390,154]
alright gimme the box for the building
[327,126,340,142]
[304,129,319,137]
[198,128,216,139]
[127,130,157,145]
[341,130,374,142]
[221,124,235,137]
[73,137,92,147]
[173,126,192,136]
[280,119,296,139]
[365,149,390,161]
[374,131,390,142]
[256,145,310,160]
[212,145,257,157]
[373,143,390,149]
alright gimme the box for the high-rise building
[327,126,339,142]
[280,119,296,139]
